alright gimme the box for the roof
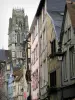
[13,67,23,81]
[47,0,66,40]
[35,0,45,17]
[60,2,75,44]
[47,0,66,12]
[30,0,66,40]
[0,49,11,62]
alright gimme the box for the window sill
[64,79,68,82]
[70,76,75,80]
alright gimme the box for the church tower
[8,8,29,67]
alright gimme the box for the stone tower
[8,8,29,67]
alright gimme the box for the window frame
[69,46,75,78]
[63,52,68,81]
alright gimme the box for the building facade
[7,63,14,100]
[46,0,66,100]
[30,0,66,100]
[8,9,29,67]
[60,1,75,100]
[13,67,24,100]
[0,50,12,100]
[30,13,39,100]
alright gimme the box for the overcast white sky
[0,0,40,49]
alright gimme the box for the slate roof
[31,0,75,40]
[47,0,66,12]
[0,49,11,62]
[34,0,66,40]
[47,0,66,40]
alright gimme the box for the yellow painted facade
[46,14,61,100]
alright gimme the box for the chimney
[72,1,75,4]
[66,0,72,3]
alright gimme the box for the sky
[0,0,40,49]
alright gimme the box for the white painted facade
[30,1,49,99]
[31,18,39,100]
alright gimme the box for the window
[32,29,35,43]
[43,28,46,50]
[40,65,42,88]
[7,64,10,71]
[12,44,15,50]
[37,19,38,34]
[32,69,38,91]
[32,22,38,43]
[43,60,47,86]
[69,47,75,78]
[32,50,35,64]
[36,44,38,61]
[12,51,16,58]
[64,31,67,44]
[16,51,22,58]
[40,35,42,54]
[51,39,56,56]
[31,52,34,65]
[68,27,71,41]
[17,33,20,43]
[19,21,22,30]
[50,71,56,87]
[34,49,35,64]
[35,24,37,37]
[42,7,45,22]
[7,74,10,79]
[63,52,67,80]
[64,27,71,44]
[20,51,22,58]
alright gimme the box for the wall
[62,10,75,86]
[31,17,39,100]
